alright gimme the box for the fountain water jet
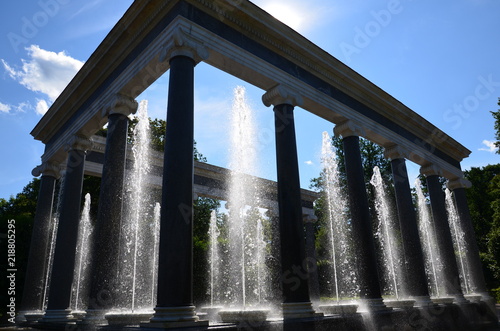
[370,166,403,300]
[218,86,271,323]
[415,179,443,298]
[70,193,94,318]
[317,131,358,315]
[106,100,157,325]
[445,189,471,294]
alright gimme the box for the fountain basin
[431,297,454,305]
[71,310,86,320]
[464,294,482,303]
[200,306,224,322]
[24,312,44,322]
[219,309,269,323]
[105,311,154,326]
[318,304,358,315]
[384,299,415,309]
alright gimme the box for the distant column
[83,94,137,324]
[447,177,494,306]
[421,165,466,302]
[20,162,61,320]
[263,84,315,319]
[41,135,92,323]
[334,120,386,312]
[149,28,209,328]
[304,212,320,302]
[384,146,431,306]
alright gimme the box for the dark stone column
[385,147,431,306]
[20,163,60,319]
[149,31,208,327]
[334,120,386,312]
[448,178,494,308]
[83,94,137,324]
[422,166,465,302]
[41,136,92,323]
[304,214,320,302]
[263,84,315,319]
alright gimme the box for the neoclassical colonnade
[22,0,494,328]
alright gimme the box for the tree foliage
[464,164,500,290]
[492,98,500,154]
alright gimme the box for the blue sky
[1,0,499,200]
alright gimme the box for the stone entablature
[31,0,469,181]
[84,135,318,214]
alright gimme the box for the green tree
[464,164,500,291]
[491,98,500,154]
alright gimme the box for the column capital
[31,161,62,179]
[160,27,209,64]
[262,84,303,107]
[102,93,138,118]
[420,164,443,177]
[66,135,93,153]
[333,120,365,138]
[384,145,408,160]
[447,177,472,191]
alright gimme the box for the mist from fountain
[208,210,221,306]
[42,173,65,311]
[370,166,403,299]
[445,189,471,294]
[320,131,358,304]
[71,193,94,315]
[415,179,443,297]
[217,86,271,319]
[114,100,157,315]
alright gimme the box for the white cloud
[305,160,314,165]
[0,102,11,113]
[35,99,49,115]
[2,45,84,102]
[478,140,498,153]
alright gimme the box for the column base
[282,302,318,319]
[17,310,44,323]
[411,295,434,308]
[142,306,208,328]
[453,294,470,305]
[358,298,391,313]
[40,309,75,323]
[78,309,108,326]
